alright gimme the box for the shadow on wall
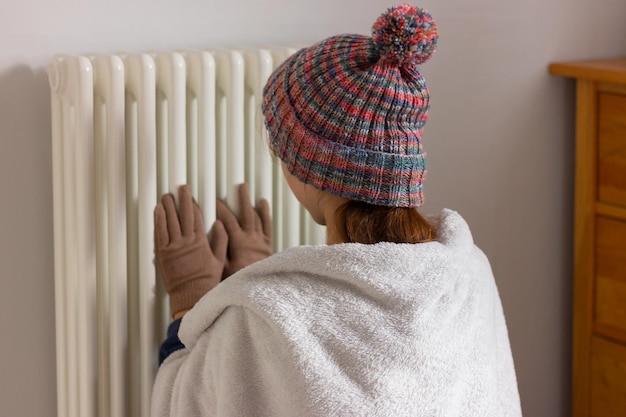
[490,70,576,417]
[0,64,53,202]
[0,65,58,413]
[0,63,55,265]
[0,64,54,251]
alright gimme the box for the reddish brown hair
[335,200,434,244]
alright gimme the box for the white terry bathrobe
[152,209,522,417]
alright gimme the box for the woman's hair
[334,200,434,244]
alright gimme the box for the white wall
[1,0,625,416]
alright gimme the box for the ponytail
[335,200,434,244]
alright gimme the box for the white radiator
[47,47,325,417]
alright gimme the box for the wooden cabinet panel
[595,216,626,335]
[598,93,626,208]
[590,336,626,417]
[550,58,626,417]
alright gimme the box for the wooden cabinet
[549,59,626,417]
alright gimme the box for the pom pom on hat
[372,3,438,66]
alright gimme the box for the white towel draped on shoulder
[152,209,522,417]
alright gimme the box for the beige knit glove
[217,183,273,279]
[154,185,228,318]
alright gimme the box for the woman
[152,4,522,416]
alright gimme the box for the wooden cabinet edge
[549,59,626,84]
[570,79,598,417]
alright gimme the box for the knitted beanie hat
[262,3,438,207]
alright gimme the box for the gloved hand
[154,185,228,318]
[217,183,273,279]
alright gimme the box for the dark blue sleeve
[159,318,185,366]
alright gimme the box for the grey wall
[1,0,625,416]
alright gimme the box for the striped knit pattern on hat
[262,4,438,208]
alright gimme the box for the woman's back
[153,210,521,417]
